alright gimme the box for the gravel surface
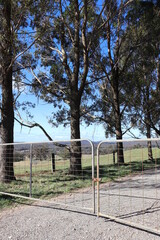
[99,169,160,231]
[1,169,160,240]
[0,202,160,240]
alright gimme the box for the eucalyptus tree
[126,0,160,159]
[0,0,15,182]
[129,55,157,160]
[93,0,138,164]
[32,0,102,174]
[0,0,37,182]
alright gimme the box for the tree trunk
[156,44,160,91]
[70,101,82,175]
[116,138,124,164]
[144,70,153,162]
[115,104,124,165]
[0,59,15,182]
[112,83,124,164]
[145,110,153,162]
[146,127,153,162]
[0,0,15,182]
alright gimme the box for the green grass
[98,159,160,183]
[0,147,160,210]
[0,195,16,209]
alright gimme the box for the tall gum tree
[0,0,15,182]
[32,0,101,174]
[126,0,160,158]
[93,0,137,164]
[0,0,38,182]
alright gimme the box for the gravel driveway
[1,169,160,240]
[0,201,160,240]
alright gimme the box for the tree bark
[143,67,154,162]
[116,131,124,164]
[58,0,89,175]
[145,87,153,162]
[146,125,153,161]
[68,0,83,175]
[70,98,82,175]
[112,77,124,164]
[107,12,125,164]
[0,0,15,182]
[157,48,160,91]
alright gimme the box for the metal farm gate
[96,138,160,235]
[0,139,95,213]
[1,138,160,235]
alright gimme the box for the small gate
[97,138,160,235]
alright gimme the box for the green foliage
[0,195,16,209]
[14,151,24,162]
[57,148,70,160]
[32,145,50,161]
[125,0,160,136]
[31,0,101,127]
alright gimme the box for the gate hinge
[93,178,101,182]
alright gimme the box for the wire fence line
[0,138,160,235]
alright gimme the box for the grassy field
[0,147,160,209]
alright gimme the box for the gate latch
[93,178,101,182]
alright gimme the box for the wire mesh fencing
[97,138,160,235]
[0,139,95,212]
[1,137,160,234]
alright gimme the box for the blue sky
[14,90,108,142]
[14,90,143,143]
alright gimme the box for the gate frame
[97,138,160,236]
[0,139,95,213]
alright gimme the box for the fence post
[113,151,116,165]
[29,144,33,197]
[51,153,55,172]
[91,142,95,214]
[97,143,100,217]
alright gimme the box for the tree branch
[15,117,71,151]
[59,0,74,43]
[79,0,88,96]
[16,61,42,84]
[8,37,39,72]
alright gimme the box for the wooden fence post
[51,153,55,172]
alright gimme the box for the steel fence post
[91,141,95,214]
[29,144,33,198]
[97,142,101,217]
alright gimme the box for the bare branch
[49,46,63,58]
[8,37,39,71]
[59,0,74,43]
[13,88,25,106]
[107,21,114,69]
[15,117,53,141]
[15,117,71,150]
[125,130,141,139]
[30,68,42,84]
[16,61,42,84]
[122,125,133,136]
[13,13,23,33]
[80,0,88,96]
